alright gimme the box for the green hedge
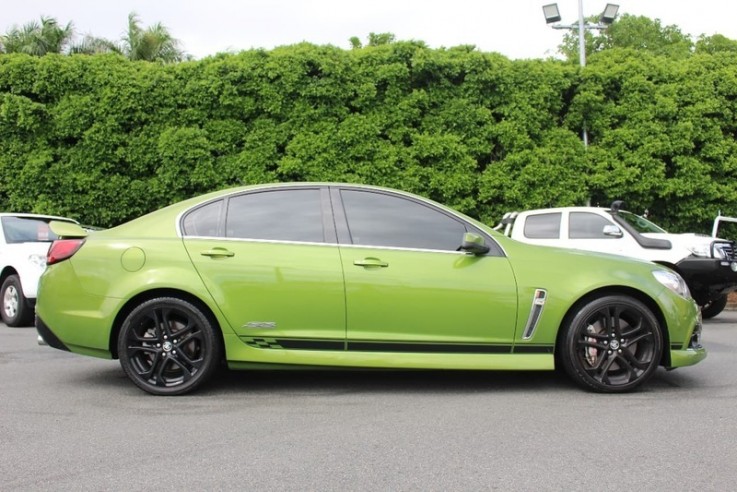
[1,43,737,233]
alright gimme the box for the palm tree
[1,16,74,55]
[70,35,121,55]
[121,13,185,62]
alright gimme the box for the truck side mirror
[603,225,623,238]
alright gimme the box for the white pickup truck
[1,213,80,326]
[496,201,737,318]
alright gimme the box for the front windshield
[615,210,667,234]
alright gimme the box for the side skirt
[224,334,555,371]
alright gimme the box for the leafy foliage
[1,13,186,62]
[558,14,693,63]
[1,31,737,235]
[0,17,74,55]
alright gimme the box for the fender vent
[522,289,547,340]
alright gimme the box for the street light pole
[577,0,587,69]
[577,0,589,146]
[543,2,619,148]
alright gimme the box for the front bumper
[676,257,737,304]
[669,347,707,368]
[667,310,706,368]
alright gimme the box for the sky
[3,1,737,60]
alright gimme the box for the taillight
[47,239,85,265]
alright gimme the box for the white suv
[1,213,79,327]
[497,201,737,318]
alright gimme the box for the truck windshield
[615,211,667,234]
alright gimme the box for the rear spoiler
[49,220,88,239]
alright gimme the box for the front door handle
[353,258,388,268]
[201,248,235,258]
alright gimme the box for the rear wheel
[1,275,33,327]
[701,294,728,320]
[559,295,663,393]
[117,297,221,396]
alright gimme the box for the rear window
[1,216,74,243]
[523,213,561,239]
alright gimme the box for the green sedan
[36,183,705,395]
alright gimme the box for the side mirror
[460,232,490,255]
[603,224,623,238]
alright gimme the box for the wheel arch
[555,286,671,368]
[653,260,678,273]
[108,288,225,360]
[1,266,19,284]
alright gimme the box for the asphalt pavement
[1,313,736,491]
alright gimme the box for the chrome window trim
[181,235,339,248]
[174,183,507,257]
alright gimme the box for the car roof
[520,206,613,214]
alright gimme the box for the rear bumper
[35,314,70,352]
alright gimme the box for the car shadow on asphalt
[69,361,703,396]
[204,368,575,395]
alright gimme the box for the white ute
[1,213,79,326]
[497,201,737,318]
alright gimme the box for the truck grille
[713,241,735,260]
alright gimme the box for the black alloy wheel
[560,295,663,393]
[118,297,221,396]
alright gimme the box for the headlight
[687,244,709,257]
[28,254,47,269]
[653,270,691,299]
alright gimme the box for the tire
[559,295,663,393]
[117,297,221,396]
[701,294,728,320]
[1,275,33,327]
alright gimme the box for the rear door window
[523,213,561,239]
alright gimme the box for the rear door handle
[353,258,388,268]
[201,248,235,258]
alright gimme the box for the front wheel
[559,295,663,393]
[701,294,728,320]
[117,297,221,396]
[1,275,33,327]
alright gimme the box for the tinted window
[340,190,466,251]
[616,210,666,234]
[182,200,223,237]
[523,213,561,239]
[1,216,72,243]
[226,189,324,242]
[569,212,615,239]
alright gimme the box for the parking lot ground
[1,314,736,491]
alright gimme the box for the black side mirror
[460,232,490,255]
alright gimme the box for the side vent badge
[522,289,547,340]
[244,322,277,329]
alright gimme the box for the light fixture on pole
[542,1,619,146]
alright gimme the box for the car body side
[35,185,705,372]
